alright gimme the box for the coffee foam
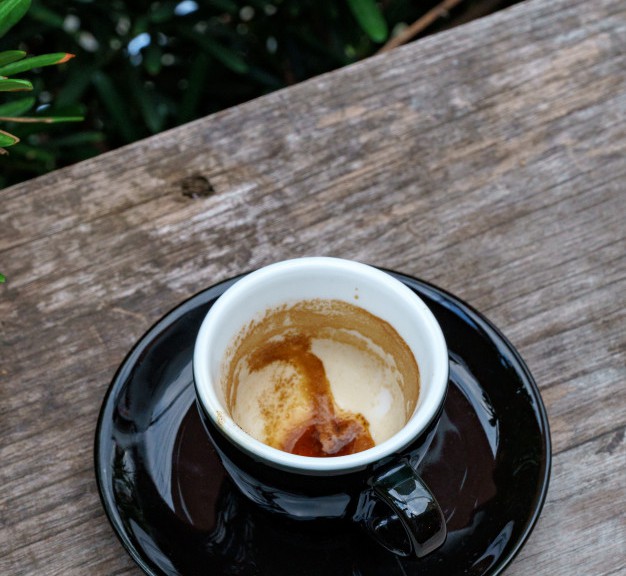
[222,299,420,454]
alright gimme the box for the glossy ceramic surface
[95,272,551,576]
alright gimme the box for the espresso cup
[193,257,449,557]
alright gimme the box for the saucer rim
[94,271,551,576]
[94,277,241,576]
[387,270,552,575]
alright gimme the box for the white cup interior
[193,257,448,473]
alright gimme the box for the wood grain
[1,0,625,574]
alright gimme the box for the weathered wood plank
[1,0,625,574]
[509,428,626,576]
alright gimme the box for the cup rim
[193,257,449,473]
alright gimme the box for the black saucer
[95,272,551,576]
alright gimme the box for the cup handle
[354,459,446,558]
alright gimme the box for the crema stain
[247,332,375,456]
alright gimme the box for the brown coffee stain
[247,332,375,456]
[223,299,420,456]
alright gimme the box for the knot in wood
[180,174,215,199]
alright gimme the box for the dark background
[0,0,519,188]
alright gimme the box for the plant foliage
[0,0,518,188]
[0,0,81,159]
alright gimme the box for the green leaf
[27,4,65,29]
[186,31,249,75]
[0,50,25,67]
[0,53,75,76]
[55,63,97,107]
[91,71,140,143]
[0,114,83,123]
[0,273,6,283]
[179,52,208,123]
[131,15,150,37]
[346,0,388,43]
[10,141,55,164]
[53,130,104,147]
[0,78,33,91]
[0,0,31,38]
[0,95,35,116]
[39,115,83,123]
[129,74,167,134]
[0,129,19,146]
[143,43,162,76]
[149,1,176,24]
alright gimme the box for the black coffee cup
[193,258,449,557]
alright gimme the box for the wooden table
[1,0,624,573]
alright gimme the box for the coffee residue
[224,299,420,455]
[247,332,375,457]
